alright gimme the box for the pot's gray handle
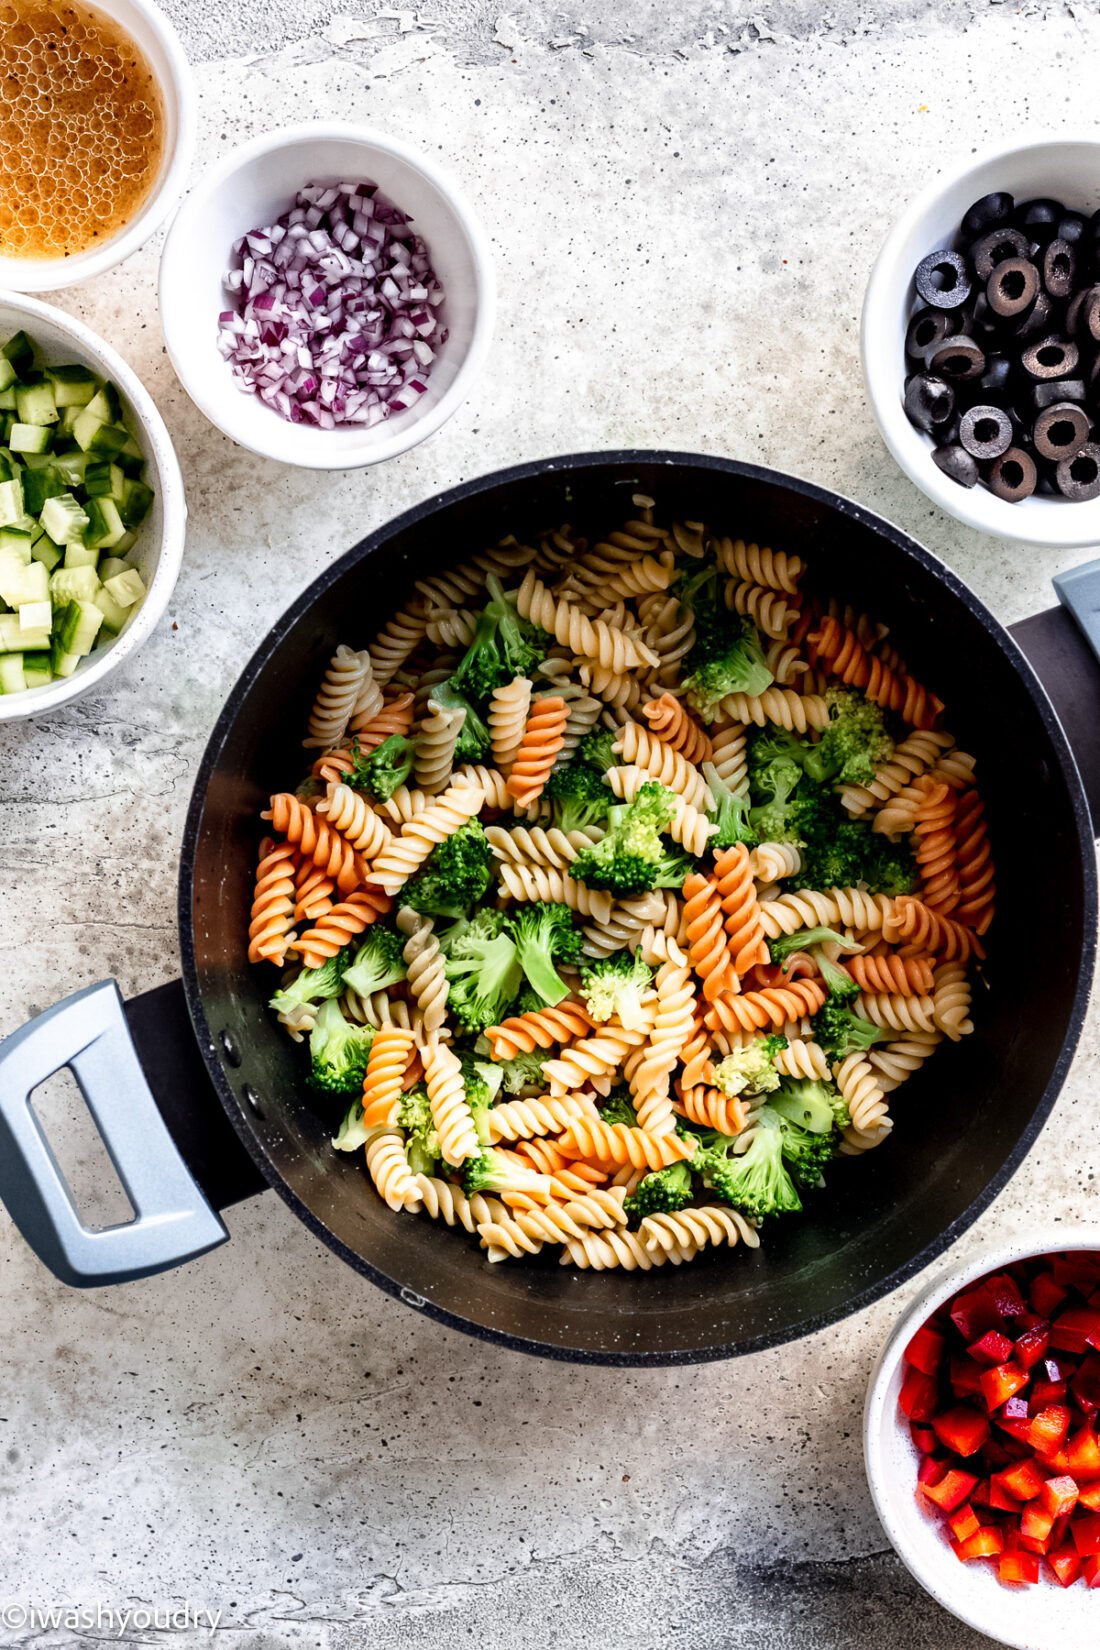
[1055,558,1100,659]
[0,980,228,1286]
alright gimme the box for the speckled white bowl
[862,135,1100,548]
[158,124,495,470]
[865,1226,1100,1649]
[0,291,186,721]
[0,0,194,293]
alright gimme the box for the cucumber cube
[0,613,49,651]
[40,491,89,545]
[0,359,15,395]
[83,496,125,550]
[9,422,52,455]
[14,381,58,426]
[0,476,24,526]
[22,466,64,515]
[93,586,128,634]
[31,533,62,571]
[119,478,154,528]
[72,409,128,456]
[0,654,25,693]
[0,386,16,410]
[97,556,129,584]
[52,648,81,678]
[85,461,125,501]
[104,568,145,608]
[22,651,52,689]
[1,332,34,374]
[0,525,33,562]
[50,449,88,487]
[18,599,51,632]
[0,551,26,605]
[54,597,103,657]
[85,383,122,424]
[16,561,48,605]
[49,565,101,605]
[46,365,98,408]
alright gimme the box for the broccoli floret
[544,762,614,833]
[463,1146,558,1198]
[331,1095,373,1152]
[703,761,757,851]
[575,728,618,775]
[571,782,682,897]
[696,1108,802,1218]
[813,947,860,1006]
[682,567,773,719]
[772,1077,849,1134]
[812,996,887,1060]
[774,1109,836,1192]
[398,1084,442,1176]
[623,1160,693,1223]
[451,574,547,700]
[307,998,374,1098]
[768,926,857,968]
[346,733,415,802]
[342,925,407,998]
[789,818,916,898]
[712,1036,785,1098]
[510,903,584,1006]
[496,1049,545,1095]
[746,726,808,796]
[269,951,348,1016]
[748,754,834,848]
[600,1088,639,1129]
[802,687,894,788]
[461,1056,502,1145]
[429,679,491,763]
[400,820,494,919]
[443,909,523,1034]
[578,951,654,1030]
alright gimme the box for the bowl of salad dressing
[0,0,194,290]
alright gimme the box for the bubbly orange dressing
[0,0,165,260]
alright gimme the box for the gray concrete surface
[2,0,1099,1644]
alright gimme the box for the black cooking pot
[2,453,1098,1366]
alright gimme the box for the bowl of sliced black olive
[862,136,1100,547]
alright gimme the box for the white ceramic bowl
[0,291,186,721]
[862,135,1100,548]
[0,0,194,293]
[865,1226,1100,1649]
[158,124,495,470]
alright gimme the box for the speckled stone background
[1,1,1099,1645]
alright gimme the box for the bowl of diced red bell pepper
[865,1232,1100,1648]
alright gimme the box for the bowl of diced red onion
[864,1227,1100,1649]
[158,123,494,468]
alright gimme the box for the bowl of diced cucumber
[0,290,185,716]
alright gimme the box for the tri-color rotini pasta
[247,495,993,1271]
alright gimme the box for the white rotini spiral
[636,592,695,683]
[342,987,412,1031]
[834,1055,892,1155]
[640,1205,760,1260]
[868,1031,943,1092]
[413,702,464,795]
[411,1175,507,1231]
[838,730,955,817]
[717,689,830,733]
[764,638,810,686]
[722,579,798,640]
[581,890,683,959]
[397,907,450,1041]
[857,991,938,1034]
[421,1039,480,1167]
[627,947,695,1129]
[369,599,429,685]
[707,722,749,794]
[542,1019,656,1098]
[479,1190,628,1260]
[515,570,659,672]
[561,1227,673,1270]
[377,785,432,826]
[750,841,802,883]
[303,644,373,750]
[932,963,974,1041]
[372,780,484,894]
[488,675,532,772]
[497,861,613,923]
[774,1038,831,1081]
[485,1094,593,1143]
[366,1131,423,1211]
[606,765,716,857]
[612,722,711,811]
[757,888,895,939]
[425,608,477,648]
[316,783,393,860]
[578,659,644,713]
[414,537,536,612]
[712,535,803,594]
[486,823,602,871]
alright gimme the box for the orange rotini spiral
[556,1115,696,1171]
[512,1136,608,1181]
[703,978,827,1034]
[841,952,935,996]
[676,1084,747,1135]
[506,695,569,808]
[293,887,393,970]
[808,616,944,730]
[247,838,298,966]
[316,783,393,861]
[642,691,714,765]
[911,776,958,913]
[682,870,737,1001]
[954,787,995,935]
[883,894,985,962]
[294,860,336,922]
[484,1000,595,1061]
[712,843,768,976]
[361,1025,416,1128]
[263,793,366,893]
[310,692,416,783]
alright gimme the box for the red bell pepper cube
[1030,1376,1068,1406]
[1052,1253,1100,1292]
[951,1286,1004,1343]
[968,1329,1014,1366]
[1050,1512,1072,1551]
[1040,1474,1079,1518]
[1078,1482,1100,1511]
[970,1477,992,1508]
[1047,1544,1083,1587]
[952,1527,1005,1561]
[898,1367,939,1421]
[1066,1425,1100,1481]
[949,1355,984,1398]
[1083,1554,1100,1587]
[947,1502,981,1543]
[910,1423,938,1454]
[904,1323,945,1375]
[1021,1503,1056,1543]
[921,1468,979,1511]
[980,1363,1029,1412]
[933,1406,991,1458]
[998,1550,1039,1585]
[1029,1405,1072,1455]
[988,1478,1019,1512]
[1071,1513,1100,1556]
[1049,1307,1100,1355]
[1002,1525,1022,1553]
[993,1458,1047,1501]
[1031,1273,1069,1318]
[917,1454,946,1486]
[1071,1352,1100,1417]
[997,1413,1034,1444]
[1014,1322,1050,1369]
[986,1272,1027,1318]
